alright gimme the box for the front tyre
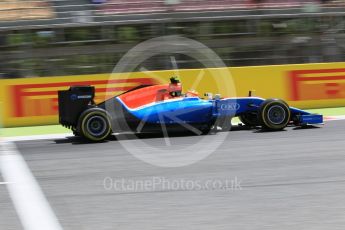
[78,108,112,142]
[259,99,290,131]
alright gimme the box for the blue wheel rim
[267,105,286,125]
[86,116,107,137]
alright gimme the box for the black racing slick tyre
[78,108,112,142]
[239,112,259,127]
[259,99,291,131]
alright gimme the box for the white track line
[0,182,11,185]
[0,141,63,230]
[324,115,345,121]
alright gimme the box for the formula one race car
[58,77,323,141]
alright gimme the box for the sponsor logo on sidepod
[220,103,240,110]
[77,95,92,99]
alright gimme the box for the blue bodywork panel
[289,107,323,125]
[117,96,323,126]
[297,114,323,125]
[117,97,213,123]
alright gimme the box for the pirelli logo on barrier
[3,63,345,128]
[290,68,345,101]
[10,78,158,118]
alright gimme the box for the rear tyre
[239,112,259,127]
[78,108,112,142]
[259,99,290,131]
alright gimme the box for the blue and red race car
[58,77,323,141]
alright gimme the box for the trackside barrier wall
[1,62,345,127]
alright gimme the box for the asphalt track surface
[1,120,345,230]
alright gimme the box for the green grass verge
[1,107,345,137]
[1,125,70,137]
[305,107,345,116]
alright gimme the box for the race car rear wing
[58,86,95,128]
